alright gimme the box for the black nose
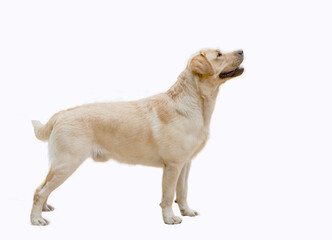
[237,50,244,56]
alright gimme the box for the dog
[30,48,244,225]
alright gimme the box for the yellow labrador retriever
[31,49,244,225]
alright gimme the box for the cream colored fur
[30,49,244,225]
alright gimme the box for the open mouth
[219,67,244,79]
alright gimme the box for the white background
[0,0,331,239]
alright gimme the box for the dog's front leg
[160,162,183,224]
[175,161,199,216]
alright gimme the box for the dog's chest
[185,124,208,148]
[172,118,209,158]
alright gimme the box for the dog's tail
[32,114,58,142]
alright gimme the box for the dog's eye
[217,52,222,57]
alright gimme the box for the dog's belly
[91,145,163,167]
[92,125,163,167]
[112,154,163,167]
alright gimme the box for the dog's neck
[166,68,221,127]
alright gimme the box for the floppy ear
[190,53,215,76]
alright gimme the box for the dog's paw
[42,204,55,212]
[163,215,182,225]
[180,208,199,217]
[31,217,49,226]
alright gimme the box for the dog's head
[189,49,244,83]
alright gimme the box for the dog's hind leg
[30,151,87,226]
